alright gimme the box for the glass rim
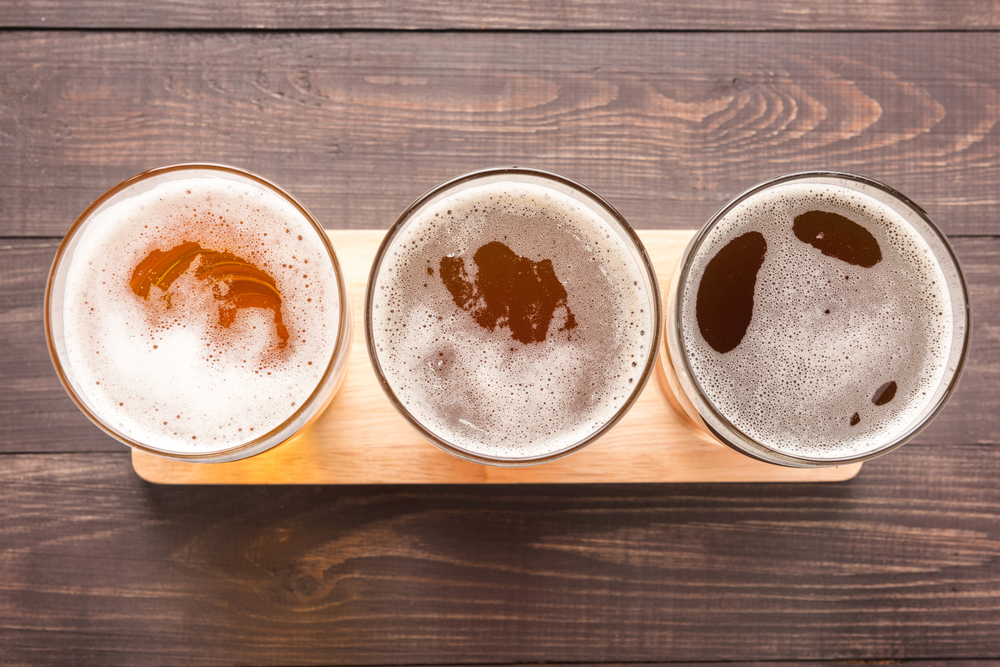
[670,170,972,466]
[45,162,353,462]
[365,166,663,467]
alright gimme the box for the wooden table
[2,2,999,665]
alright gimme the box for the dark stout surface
[793,210,883,268]
[695,231,767,354]
[873,380,899,406]
[680,177,957,459]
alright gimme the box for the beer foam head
[368,175,656,460]
[59,173,341,455]
[679,179,956,460]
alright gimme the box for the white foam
[370,179,654,459]
[680,181,953,459]
[62,175,340,454]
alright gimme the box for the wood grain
[3,32,1000,237]
[4,236,997,453]
[379,664,1000,667]
[384,664,1000,667]
[1,446,999,665]
[3,0,1000,30]
[3,19,1000,666]
[131,230,860,484]
[0,239,110,451]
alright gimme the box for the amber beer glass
[662,172,970,467]
[46,164,352,462]
[366,167,661,466]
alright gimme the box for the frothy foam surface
[370,180,654,459]
[681,181,953,459]
[62,175,340,454]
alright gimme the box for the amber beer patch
[130,241,289,347]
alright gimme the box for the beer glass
[662,172,970,467]
[46,164,352,462]
[366,167,661,466]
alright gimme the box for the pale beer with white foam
[46,164,352,462]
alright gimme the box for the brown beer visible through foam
[679,179,955,461]
[439,241,578,345]
[368,174,657,462]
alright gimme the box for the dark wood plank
[0,240,121,452]
[400,664,1000,667]
[410,664,1000,667]
[406,664,1000,667]
[2,237,997,452]
[1,447,999,665]
[917,236,1000,445]
[3,32,1000,237]
[3,0,1000,30]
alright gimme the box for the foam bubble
[370,179,654,459]
[681,181,953,459]
[62,175,340,454]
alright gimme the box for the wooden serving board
[132,230,861,484]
